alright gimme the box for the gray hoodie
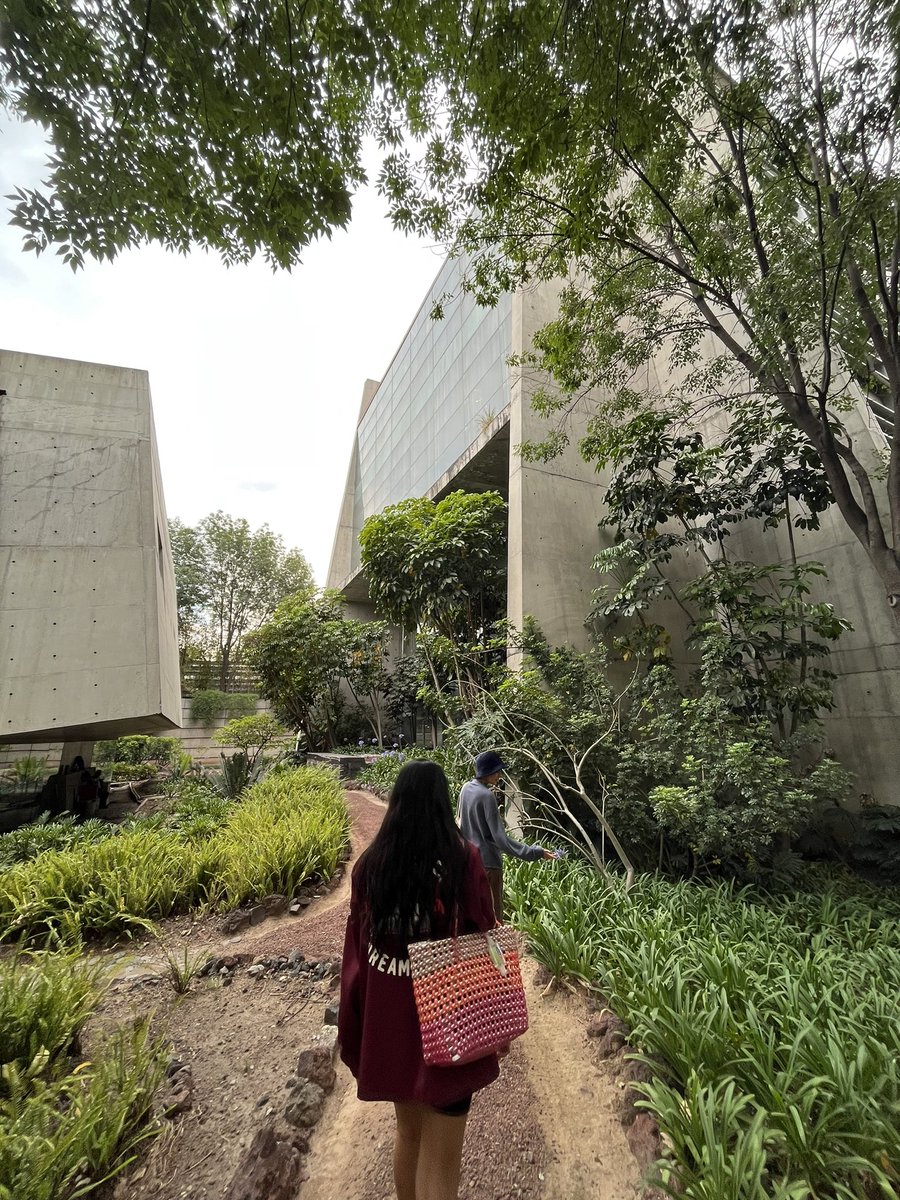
[457,779,545,871]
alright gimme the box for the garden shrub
[94,735,178,766]
[620,660,851,871]
[505,858,900,1198]
[156,784,234,844]
[213,713,288,768]
[355,746,468,799]
[0,816,116,871]
[98,760,157,780]
[0,948,166,1200]
[0,767,349,941]
[202,767,348,907]
[206,751,262,798]
[0,832,205,941]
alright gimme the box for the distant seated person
[75,770,100,823]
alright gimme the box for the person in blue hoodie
[457,750,554,920]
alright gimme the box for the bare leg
[393,1103,424,1200]
[416,1108,469,1200]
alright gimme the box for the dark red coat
[338,841,501,1107]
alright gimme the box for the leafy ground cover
[0,816,116,871]
[505,859,900,1199]
[354,745,469,799]
[0,767,349,942]
[0,947,166,1200]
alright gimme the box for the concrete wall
[507,281,607,651]
[327,380,377,592]
[0,349,181,743]
[720,401,900,805]
[168,697,275,764]
[605,339,900,804]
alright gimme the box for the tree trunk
[866,547,900,626]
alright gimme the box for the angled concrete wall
[0,349,181,743]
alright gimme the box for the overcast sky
[0,116,444,583]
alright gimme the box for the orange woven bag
[407,925,529,1066]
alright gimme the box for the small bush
[0,949,166,1200]
[355,746,468,799]
[189,690,257,723]
[101,760,157,780]
[94,735,178,766]
[207,750,262,799]
[214,713,288,765]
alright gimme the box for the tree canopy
[245,589,390,748]
[0,0,469,268]
[7,0,900,619]
[382,0,900,620]
[359,489,507,718]
[169,511,313,689]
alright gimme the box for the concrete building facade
[328,261,900,804]
[0,349,181,758]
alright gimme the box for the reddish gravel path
[252,789,550,1200]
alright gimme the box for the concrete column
[507,282,605,656]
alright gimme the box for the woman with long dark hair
[339,760,500,1200]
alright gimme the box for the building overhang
[0,711,179,745]
[332,409,511,605]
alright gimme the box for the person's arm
[480,791,546,862]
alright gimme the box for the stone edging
[221,1014,340,1200]
[585,1002,670,1199]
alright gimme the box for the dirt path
[101,789,642,1200]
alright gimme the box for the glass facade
[352,255,512,569]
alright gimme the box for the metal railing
[180,661,261,694]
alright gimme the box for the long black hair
[356,760,468,940]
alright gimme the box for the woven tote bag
[407,925,528,1066]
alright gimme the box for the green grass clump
[0,832,204,941]
[157,785,235,844]
[0,816,116,871]
[0,767,349,942]
[505,859,900,1199]
[0,950,166,1200]
[0,948,104,1073]
[203,766,349,906]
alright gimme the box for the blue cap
[475,750,506,778]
